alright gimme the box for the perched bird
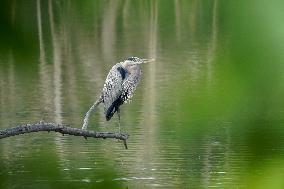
[82,57,155,132]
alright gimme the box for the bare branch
[0,122,129,148]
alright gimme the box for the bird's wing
[121,70,141,102]
[102,63,124,117]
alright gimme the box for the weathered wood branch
[0,122,129,149]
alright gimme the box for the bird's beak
[141,58,155,64]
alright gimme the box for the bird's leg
[82,97,103,130]
[117,108,121,133]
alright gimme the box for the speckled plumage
[102,62,141,121]
[82,57,154,131]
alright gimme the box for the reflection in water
[186,0,218,89]
[206,0,218,85]
[102,1,119,63]
[0,1,283,188]
[1,1,228,188]
[49,0,63,124]
[140,0,158,179]
[174,0,181,43]
[37,0,53,119]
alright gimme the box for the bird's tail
[82,97,103,130]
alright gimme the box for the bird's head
[121,57,155,69]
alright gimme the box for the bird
[82,56,155,132]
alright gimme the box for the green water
[1,0,284,188]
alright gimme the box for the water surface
[0,1,284,188]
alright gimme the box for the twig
[0,122,129,148]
